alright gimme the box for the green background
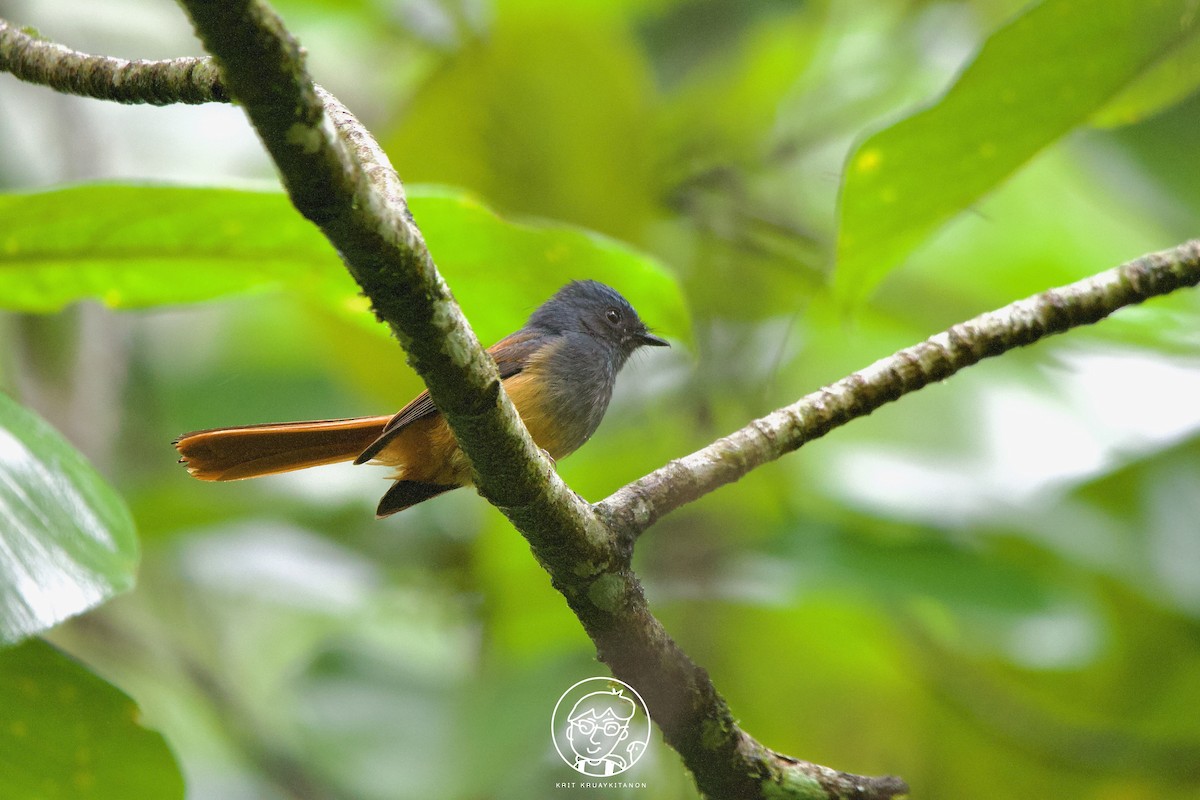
[2,0,1200,797]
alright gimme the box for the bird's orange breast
[503,369,577,460]
[369,353,575,482]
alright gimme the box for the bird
[174,280,670,517]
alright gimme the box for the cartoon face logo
[552,677,651,777]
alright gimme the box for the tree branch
[12,7,1200,796]
[13,8,1200,797]
[6,9,906,799]
[0,19,226,104]
[65,8,1200,798]
[597,240,1200,539]
[162,6,907,796]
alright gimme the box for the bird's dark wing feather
[489,328,546,381]
[353,328,544,464]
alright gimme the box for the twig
[597,240,1200,539]
[0,19,226,104]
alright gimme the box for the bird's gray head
[527,280,669,358]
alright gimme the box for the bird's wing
[353,329,544,464]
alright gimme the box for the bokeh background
[3,0,1200,797]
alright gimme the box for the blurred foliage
[2,0,1200,798]
[837,0,1200,301]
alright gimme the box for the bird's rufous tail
[174,416,392,481]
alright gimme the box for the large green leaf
[0,184,688,344]
[0,184,337,310]
[1093,26,1200,127]
[382,6,658,245]
[0,393,137,645]
[836,0,1198,301]
[0,638,184,799]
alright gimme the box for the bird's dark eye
[605,308,621,325]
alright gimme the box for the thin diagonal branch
[597,240,1200,539]
[0,19,226,104]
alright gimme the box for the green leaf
[0,639,184,799]
[0,393,138,645]
[381,7,658,244]
[0,184,689,344]
[836,0,1198,301]
[1092,27,1200,127]
[0,184,337,311]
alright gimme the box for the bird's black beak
[637,331,670,347]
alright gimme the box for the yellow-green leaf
[836,0,1198,302]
